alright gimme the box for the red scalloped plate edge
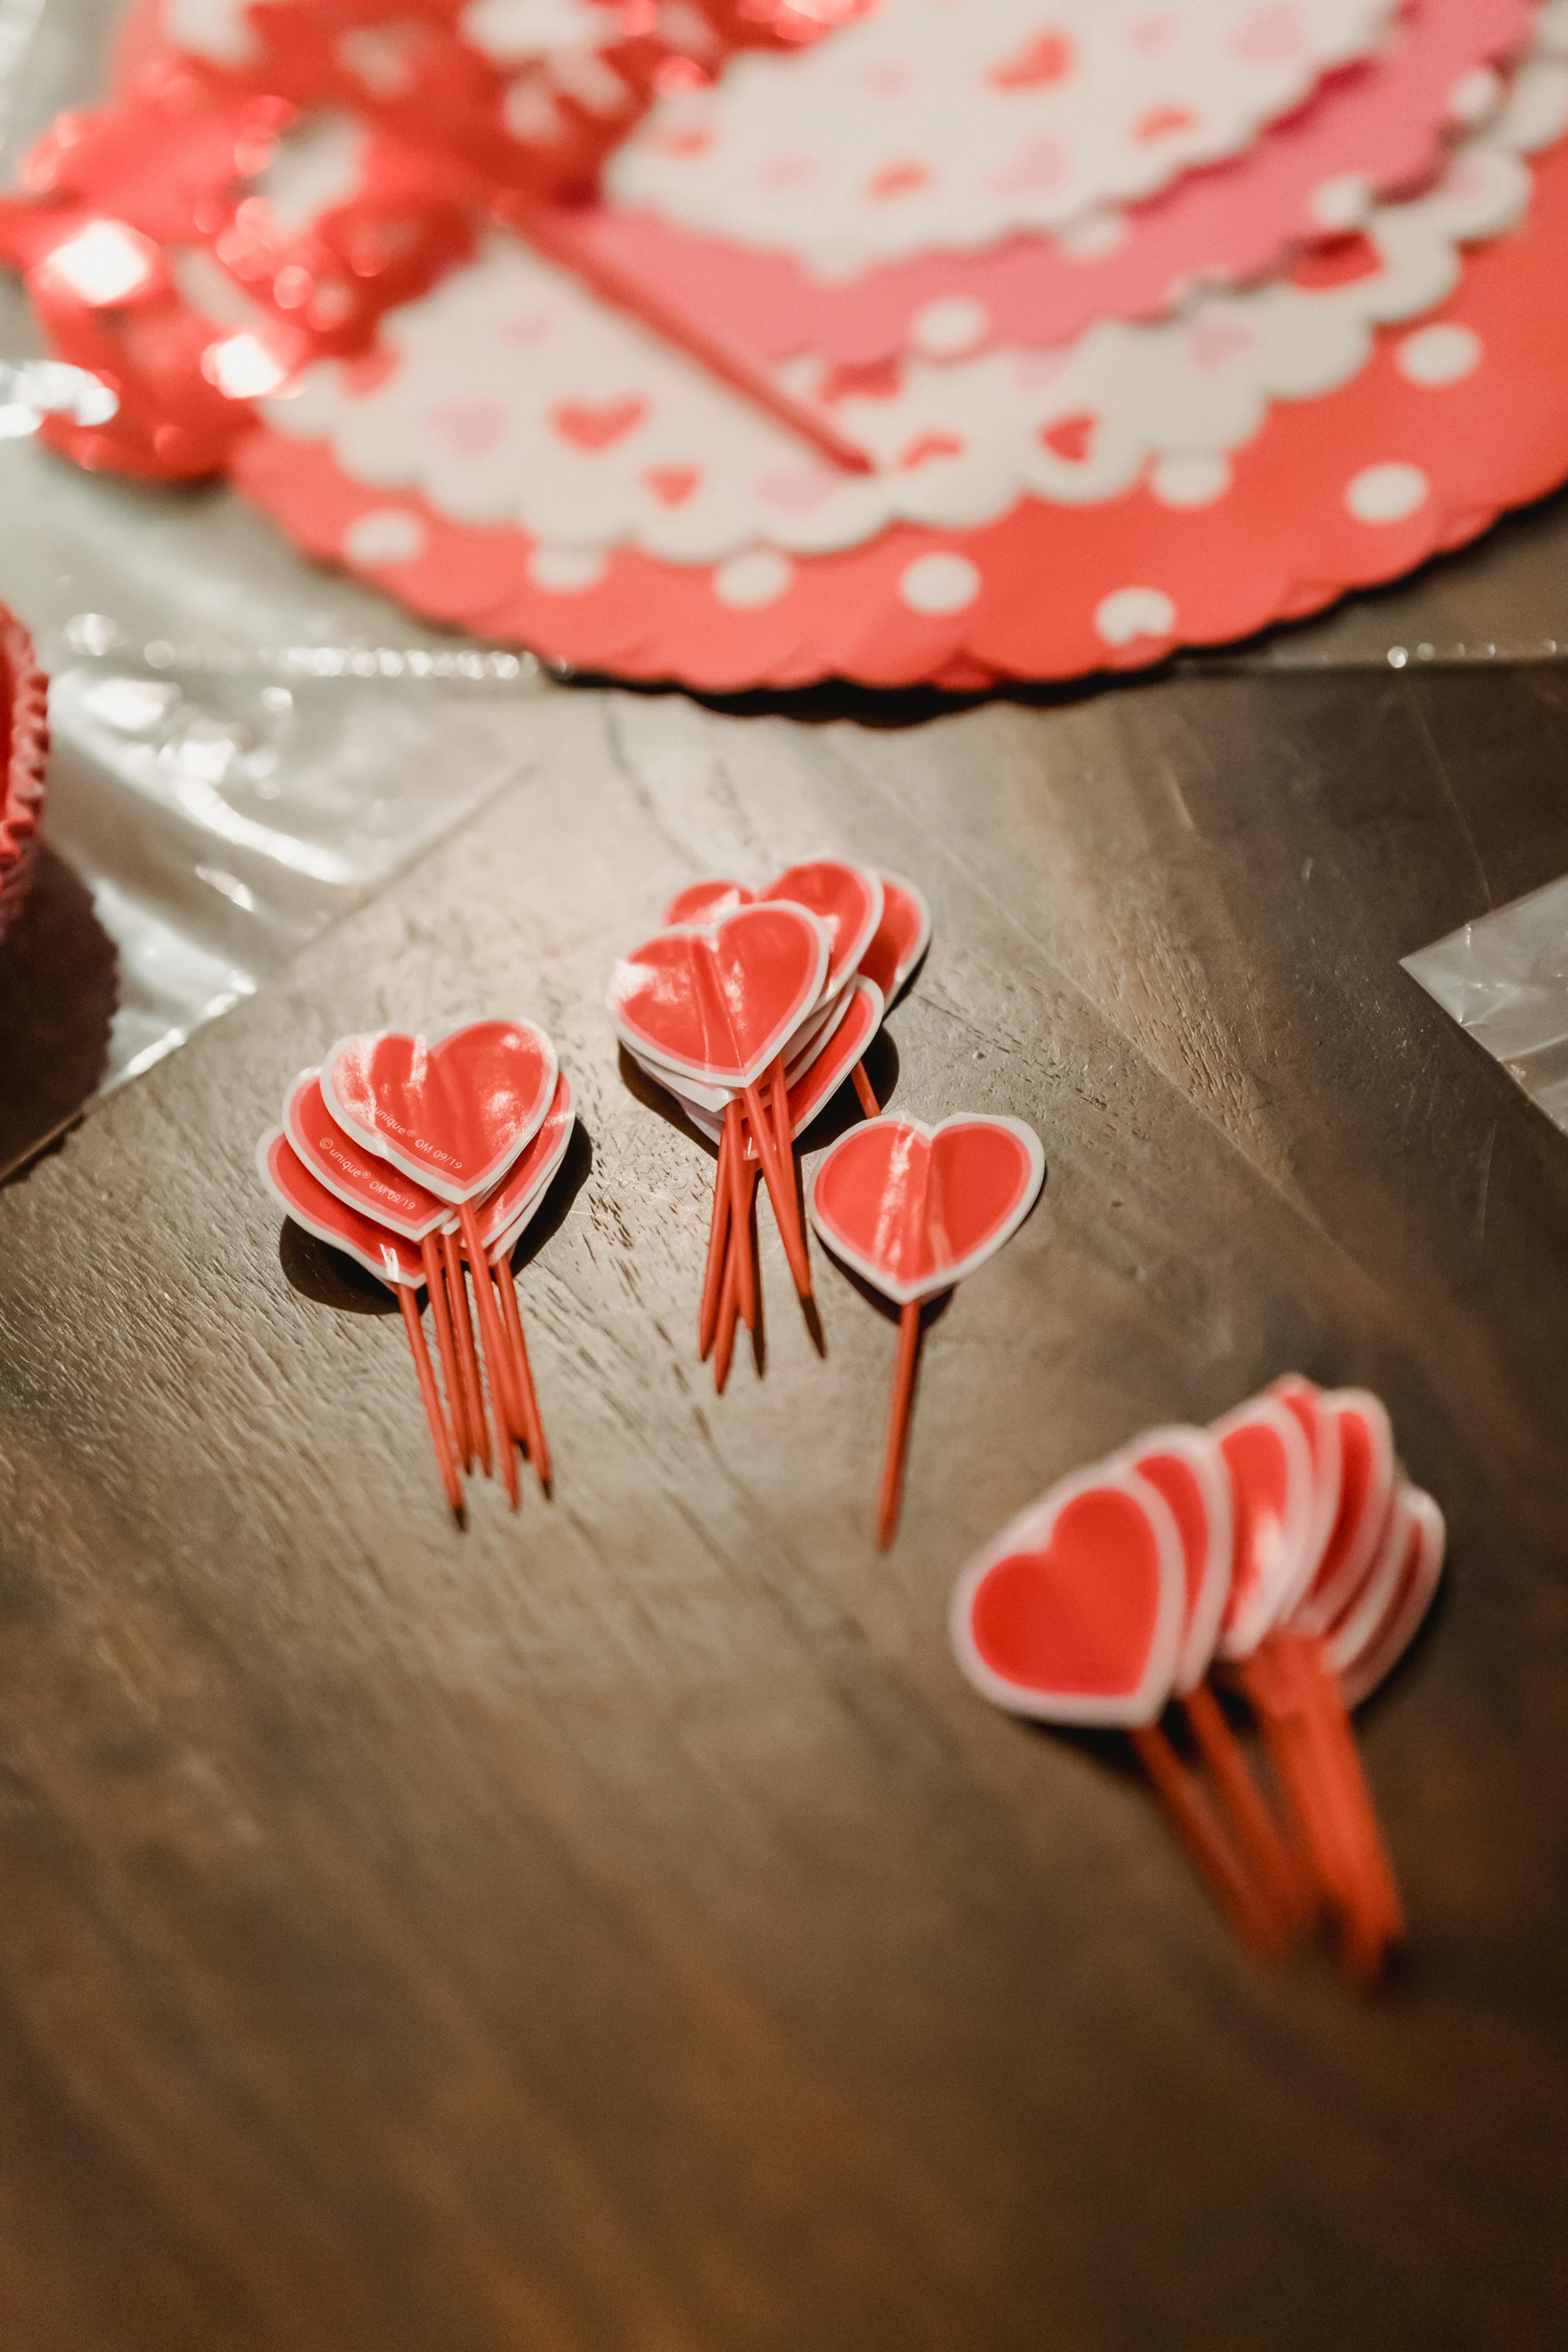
[230,131,1568,694]
[0,605,49,939]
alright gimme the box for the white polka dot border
[343,508,426,567]
[530,543,608,593]
[1396,324,1483,387]
[713,549,794,609]
[1150,453,1232,510]
[898,554,981,615]
[1094,587,1176,647]
[1345,463,1430,525]
[1308,173,1374,233]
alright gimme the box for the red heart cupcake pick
[951,1467,1185,1727]
[1211,1394,1317,1661]
[257,1128,461,1516]
[807,1112,1044,1305]
[1338,1486,1445,1710]
[1120,1426,1233,1698]
[284,1068,448,1241]
[608,901,830,1091]
[858,870,932,1007]
[1269,1374,1344,1599]
[951,1464,1278,1954]
[1325,1486,1417,1678]
[258,1127,423,1287]
[662,877,755,927]
[476,1071,576,1259]
[764,860,884,998]
[1124,1421,1311,1943]
[684,980,885,1149]
[322,1018,558,1203]
[1291,1388,1396,1635]
[810,1111,1044,1546]
[283,1066,468,1459]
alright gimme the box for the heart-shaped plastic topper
[764,860,884,997]
[1290,1388,1396,1635]
[858,870,931,1007]
[321,1019,558,1203]
[284,1069,448,1241]
[951,1466,1184,1726]
[476,1070,576,1259]
[1325,1483,1418,1677]
[609,901,830,1091]
[1121,1425,1233,1697]
[257,1130,423,1288]
[807,1112,1044,1305]
[1212,1394,1316,1661]
[662,877,755,926]
[1269,1373,1343,1596]
[681,979,886,1150]
[1338,1486,1445,1711]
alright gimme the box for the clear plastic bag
[1404,878,1568,1134]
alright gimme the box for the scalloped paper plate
[231,125,1568,689]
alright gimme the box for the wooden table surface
[2,660,1566,2350]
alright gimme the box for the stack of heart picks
[807,1109,1046,1547]
[256,1018,573,1519]
[609,861,929,1388]
[950,1375,1445,1985]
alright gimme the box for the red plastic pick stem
[699,1122,733,1360]
[1289,1635,1405,1979]
[1183,1680,1314,1942]
[397,1286,463,1519]
[421,1232,468,1473]
[495,1259,551,1494]
[877,1299,922,1549]
[851,1061,878,1118]
[458,1201,519,1511]
[724,1098,758,1333]
[744,1071,812,1301]
[443,1226,490,1478]
[713,1216,739,1394]
[1130,1725,1287,1964]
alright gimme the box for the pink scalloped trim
[0,605,49,937]
[229,130,1568,690]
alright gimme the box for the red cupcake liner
[0,604,50,942]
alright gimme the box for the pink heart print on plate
[256,1129,424,1288]
[284,1068,448,1240]
[807,1112,1044,1304]
[608,900,830,1089]
[764,860,884,996]
[474,1071,576,1259]
[950,1466,1185,1726]
[322,1019,559,1202]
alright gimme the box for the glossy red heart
[1212,1395,1315,1661]
[475,1071,575,1259]
[1290,1388,1395,1634]
[1337,1486,1444,1710]
[284,1069,447,1240]
[608,900,829,1090]
[807,1113,1043,1304]
[764,859,884,996]
[1269,1373,1343,1604]
[321,1019,557,1203]
[858,869,930,1005]
[951,1468,1183,1726]
[1121,1426,1232,1696]
[257,1129,423,1288]
[661,877,754,927]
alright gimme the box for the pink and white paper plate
[578,0,1532,365]
[233,117,1568,688]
